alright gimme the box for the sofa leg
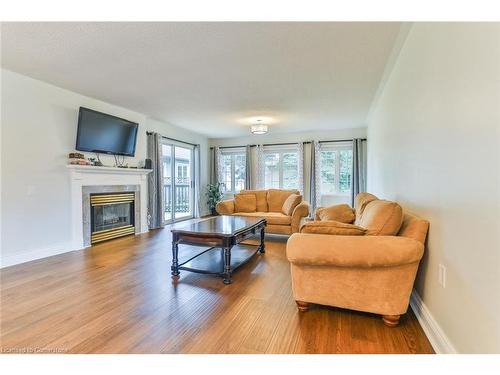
[296,301,311,312]
[382,315,400,327]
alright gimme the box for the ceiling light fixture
[251,120,268,135]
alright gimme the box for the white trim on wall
[0,243,75,268]
[410,290,458,354]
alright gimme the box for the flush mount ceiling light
[250,120,268,135]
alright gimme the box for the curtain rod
[210,138,366,150]
[146,131,199,147]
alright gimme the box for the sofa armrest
[286,233,424,268]
[291,201,310,233]
[216,199,235,215]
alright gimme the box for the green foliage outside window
[320,148,352,195]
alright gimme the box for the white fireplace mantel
[67,164,153,176]
[67,165,152,250]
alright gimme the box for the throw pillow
[315,204,355,223]
[267,189,299,212]
[358,200,403,235]
[239,190,268,212]
[281,194,302,216]
[354,192,378,225]
[234,194,257,213]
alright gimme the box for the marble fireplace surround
[68,165,151,250]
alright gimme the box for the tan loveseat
[216,189,310,235]
[286,193,429,327]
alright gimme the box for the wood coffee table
[170,216,266,284]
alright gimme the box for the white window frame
[263,146,299,190]
[320,142,353,197]
[220,149,246,194]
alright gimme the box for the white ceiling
[1,22,401,138]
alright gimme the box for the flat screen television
[76,107,139,156]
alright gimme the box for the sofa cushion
[235,212,292,226]
[315,204,355,223]
[267,189,299,212]
[282,194,302,216]
[239,190,268,212]
[215,199,235,215]
[354,192,378,225]
[300,220,366,236]
[266,224,292,235]
[358,200,403,235]
[234,194,256,213]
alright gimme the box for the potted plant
[205,182,223,216]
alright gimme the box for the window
[220,151,246,193]
[319,144,353,196]
[264,149,299,190]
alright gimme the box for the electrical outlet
[438,263,446,288]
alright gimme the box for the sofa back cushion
[234,194,257,213]
[267,189,299,212]
[239,190,268,212]
[358,199,403,235]
[315,204,355,223]
[282,194,302,216]
[398,213,430,244]
[300,220,366,236]
[354,192,378,225]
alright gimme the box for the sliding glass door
[174,146,193,220]
[162,142,194,224]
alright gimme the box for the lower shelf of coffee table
[177,243,261,275]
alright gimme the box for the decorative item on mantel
[68,152,90,166]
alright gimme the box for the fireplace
[90,192,135,244]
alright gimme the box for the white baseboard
[1,230,151,269]
[0,242,76,268]
[410,290,457,354]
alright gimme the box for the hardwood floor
[0,223,434,354]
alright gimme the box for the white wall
[1,69,210,267]
[210,128,366,204]
[367,23,500,353]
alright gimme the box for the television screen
[76,107,139,156]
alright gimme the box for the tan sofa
[286,193,429,327]
[216,189,310,235]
